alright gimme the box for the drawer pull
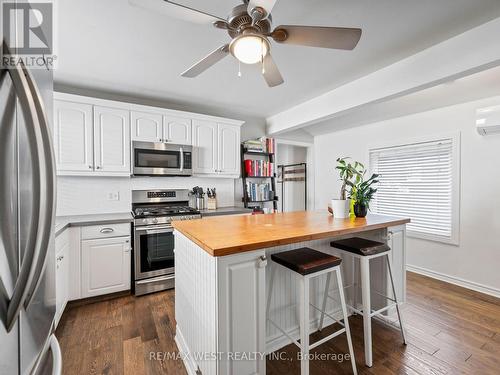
[100,228,114,234]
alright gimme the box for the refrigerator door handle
[22,55,57,309]
[49,335,62,375]
[2,41,46,332]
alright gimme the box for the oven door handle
[146,228,174,235]
[136,226,174,235]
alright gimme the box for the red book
[245,160,252,176]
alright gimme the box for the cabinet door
[164,115,192,145]
[218,123,240,176]
[217,251,266,375]
[81,237,131,298]
[192,120,218,174]
[131,110,163,142]
[53,100,94,173]
[93,106,131,174]
[55,235,70,326]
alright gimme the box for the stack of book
[243,137,276,154]
[246,181,273,202]
[244,159,275,177]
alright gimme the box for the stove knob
[142,219,147,224]
[153,218,158,224]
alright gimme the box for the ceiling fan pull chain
[238,60,242,77]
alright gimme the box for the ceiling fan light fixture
[230,34,269,65]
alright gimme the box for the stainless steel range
[132,189,201,295]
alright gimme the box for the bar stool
[329,237,407,367]
[267,247,357,375]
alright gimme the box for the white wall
[314,96,500,296]
[56,176,236,216]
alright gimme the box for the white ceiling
[55,0,500,118]
[305,65,500,136]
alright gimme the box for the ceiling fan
[130,0,362,87]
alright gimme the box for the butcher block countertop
[172,211,410,257]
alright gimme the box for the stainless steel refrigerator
[1,0,61,373]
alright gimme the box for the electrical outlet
[107,191,120,201]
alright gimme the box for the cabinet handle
[96,166,101,170]
[258,255,267,268]
[88,165,92,169]
[100,228,114,234]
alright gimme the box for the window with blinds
[370,136,459,244]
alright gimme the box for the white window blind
[370,137,458,243]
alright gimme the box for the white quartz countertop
[55,212,133,236]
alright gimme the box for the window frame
[367,132,461,245]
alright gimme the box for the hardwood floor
[56,272,500,374]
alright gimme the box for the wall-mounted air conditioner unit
[476,105,500,135]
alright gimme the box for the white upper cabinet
[53,100,94,173]
[192,119,218,174]
[54,93,243,178]
[192,120,241,177]
[164,115,192,145]
[218,123,241,176]
[131,110,162,143]
[93,106,131,174]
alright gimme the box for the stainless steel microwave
[132,141,193,176]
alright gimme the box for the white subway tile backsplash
[56,176,236,216]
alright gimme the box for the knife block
[207,197,217,210]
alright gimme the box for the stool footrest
[373,289,397,303]
[309,328,347,350]
[309,303,344,328]
[346,302,401,318]
[370,303,399,318]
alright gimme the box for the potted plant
[331,158,363,218]
[350,173,379,218]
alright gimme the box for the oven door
[133,141,192,176]
[134,225,175,280]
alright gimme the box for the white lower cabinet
[81,236,131,298]
[217,251,266,375]
[388,225,406,302]
[55,230,70,326]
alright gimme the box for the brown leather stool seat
[330,237,390,256]
[271,247,342,275]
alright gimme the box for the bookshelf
[241,143,278,212]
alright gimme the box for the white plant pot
[331,199,350,219]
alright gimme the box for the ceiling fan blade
[247,0,278,18]
[181,45,230,78]
[262,53,284,87]
[271,26,362,50]
[129,0,226,25]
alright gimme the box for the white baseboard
[174,326,197,375]
[406,264,500,299]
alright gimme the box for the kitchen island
[172,212,410,375]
